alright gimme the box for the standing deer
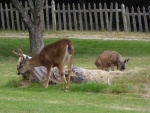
[13,49,61,86]
[17,39,74,91]
[94,51,129,71]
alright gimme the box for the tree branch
[34,0,45,31]
[11,0,33,29]
[27,0,35,16]
[35,0,45,17]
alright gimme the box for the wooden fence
[0,0,150,32]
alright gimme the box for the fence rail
[0,0,150,32]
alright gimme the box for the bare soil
[1,31,150,41]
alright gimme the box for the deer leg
[110,62,115,71]
[44,64,52,88]
[110,64,115,71]
[117,65,119,70]
[65,56,73,91]
[105,68,109,71]
[58,64,66,90]
[98,66,103,70]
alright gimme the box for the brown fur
[94,51,129,71]
[18,39,74,91]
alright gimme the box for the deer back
[18,39,74,74]
[95,51,113,68]
[38,39,74,66]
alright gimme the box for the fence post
[62,3,67,30]
[137,7,143,32]
[15,9,20,30]
[45,0,50,31]
[121,4,127,32]
[68,4,72,30]
[51,0,56,31]
[10,3,15,30]
[83,3,88,30]
[115,3,119,32]
[126,7,131,32]
[109,3,113,32]
[143,6,149,32]
[73,3,77,31]
[78,3,83,31]
[148,6,150,20]
[99,3,104,30]
[57,4,62,30]
[5,3,10,29]
[88,3,93,30]
[0,3,5,29]
[131,6,137,32]
[104,3,109,30]
[94,3,99,30]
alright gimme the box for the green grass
[1,86,149,113]
[0,36,150,113]
[1,38,150,67]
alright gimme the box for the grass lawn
[0,32,150,113]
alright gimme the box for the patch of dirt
[45,34,150,41]
[1,32,150,41]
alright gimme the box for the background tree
[10,0,45,54]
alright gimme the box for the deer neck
[29,55,41,68]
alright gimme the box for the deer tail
[67,45,73,55]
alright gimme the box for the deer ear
[18,48,23,54]
[124,58,129,63]
[26,56,29,61]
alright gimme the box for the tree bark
[28,0,45,54]
[11,0,45,54]
[29,26,44,54]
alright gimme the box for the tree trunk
[29,25,44,54]
[11,0,45,55]
[29,0,45,55]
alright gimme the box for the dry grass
[109,66,150,96]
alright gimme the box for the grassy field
[0,32,150,113]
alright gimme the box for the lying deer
[15,39,74,91]
[94,51,129,71]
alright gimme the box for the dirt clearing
[1,31,150,41]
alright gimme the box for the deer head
[13,48,31,75]
[18,56,30,74]
[118,58,129,71]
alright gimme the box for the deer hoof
[65,89,69,92]
[44,83,48,88]
[65,87,69,92]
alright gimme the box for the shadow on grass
[2,79,111,93]
[70,82,110,93]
